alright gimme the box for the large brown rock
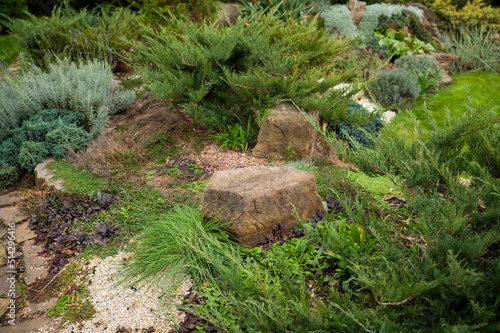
[252,103,335,161]
[216,2,241,27]
[346,0,367,26]
[202,166,324,248]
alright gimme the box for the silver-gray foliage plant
[0,59,135,139]
[320,3,423,39]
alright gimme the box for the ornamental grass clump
[125,9,366,131]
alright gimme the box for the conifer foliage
[126,10,363,130]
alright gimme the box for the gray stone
[346,0,366,26]
[29,297,58,314]
[0,297,11,319]
[0,228,7,240]
[0,193,21,208]
[435,53,461,73]
[34,158,75,201]
[216,2,242,27]
[0,272,20,298]
[0,206,29,227]
[252,103,335,161]
[439,72,453,88]
[111,78,121,91]
[1,316,52,332]
[15,222,36,244]
[202,166,324,247]
[0,245,5,267]
[22,240,49,286]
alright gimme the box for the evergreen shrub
[239,0,313,21]
[18,141,49,171]
[0,59,135,138]
[139,0,219,24]
[3,3,143,71]
[0,108,93,188]
[329,102,383,148]
[46,124,92,159]
[127,10,365,131]
[369,69,421,108]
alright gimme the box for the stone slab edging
[34,158,77,201]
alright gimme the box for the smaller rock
[111,78,121,91]
[2,316,52,332]
[0,192,21,207]
[0,245,5,267]
[0,206,29,227]
[435,53,460,73]
[22,240,50,286]
[0,228,6,239]
[439,72,453,88]
[15,221,37,244]
[34,158,75,201]
[216,2,242,27]
[0,272,20,297]
[0,298,11,318]
[29,297,58,314]
[346,0,367,26]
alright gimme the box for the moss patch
[47,160,108,196]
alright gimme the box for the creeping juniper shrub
[127,10,362,131]
[329,102,384,148]
[369,69,421,109]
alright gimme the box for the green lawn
[0,34,20,68]
[387,72,500,140]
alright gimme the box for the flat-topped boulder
[202,166,324,247]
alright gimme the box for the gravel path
[35,252,192,333]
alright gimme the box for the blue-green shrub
[0,59,135,139]
[18,141,49,171]
[369,69,421,108]
[0,139,20,167]
[46,124,92,159]
[0,108,93,188]
[329,102,383,148]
